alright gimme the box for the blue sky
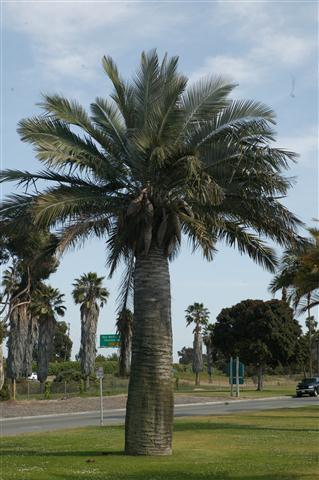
[1,0,318,361]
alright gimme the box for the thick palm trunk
[192,330,203,386]
[37,316,55,384]
[7,301,31,383]
[206,343,213,384]
[119,331,132,378]
[125,247,173,456]
[79,305,98,388]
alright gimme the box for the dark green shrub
[44,381,51,399]
[0,381,11,401]
[54,369,83,383]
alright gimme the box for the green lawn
[1,407,318,480]
[175,384,294,398]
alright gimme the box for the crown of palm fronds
[269,225,319,314]
[0,50,302,311]
[31,284,66,320]
[72,272,109,308]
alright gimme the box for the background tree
[177,346,194,365]
[72,272,109,389]
[0,51,301,454]
[51,321,72,362]
[0,220,58,398]
[213,299,302,390]
[185,302,210,385]
[203,324,214,383]
[270,226,319,376]
[116,309,133,378]
[31,285,66,388]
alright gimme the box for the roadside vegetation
[1,407,317,480]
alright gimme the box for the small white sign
[96,367,104,379]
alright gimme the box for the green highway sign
[226,360,245,377]
[100,334,120,348]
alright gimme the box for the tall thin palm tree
[186,302,210,385]
[203,324,214,384]
[31,284,66,388]
[116,308,133,378]
[270,227,319,376]
[72,272,109,389]
[0,51,301,454]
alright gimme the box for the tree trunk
[37,316,56,384]
[11,378,16,400]
[79,305,98,385]
[0,342,4,391]
[192,330,203,386]
[206,343,213,384]
[86,376,90,390]
[7,301,30,381]
[119,325,132,378]
[125,247,173,456]
[23,316,38,377]
[257,365,263,391]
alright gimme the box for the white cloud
[189,54,266,86]
[3,2,137,79]
[192,1,316,90]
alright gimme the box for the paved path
[1,396,317,436]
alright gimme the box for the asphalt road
[1,396,318,436]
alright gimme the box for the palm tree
[0,51,301,454]
[203,324,214,383]
[72,272,109,389]
[186,302,210,385]
[270,227,319,376]
[31,284,66,388]
[116,308,133,378]
[0,214,58,398]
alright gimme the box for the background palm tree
[116,308,133,378]
[0,51,301,454]
[31,284,66,388]
[270,226,319,376]
[72,272,109,389]
[0,222,58,399]
[203,324,214,383]
[186,302,210,386]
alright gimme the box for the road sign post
[230,356,234,397]
[236,356,240,398]
[96,367,104,426]
[227,358,245,397]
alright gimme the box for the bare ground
[0,394,234,419]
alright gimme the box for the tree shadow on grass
[51,471,314,480]
[0,449,125,457]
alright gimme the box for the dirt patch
[0,394,232,419]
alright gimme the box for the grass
[1,406,318,480]
[175,385,294,398]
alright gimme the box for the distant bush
[48,361,81,376]
[0,381,11,401]
[54,369,83,383]
[44,381,51,399]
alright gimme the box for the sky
[1,0,318,361]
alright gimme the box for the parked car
[296,377,319,397]
[28,372,38,381]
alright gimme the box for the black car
[296,377,319,397]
